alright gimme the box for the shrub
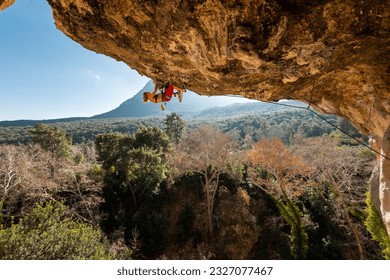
[364,192,390,259]
[0,201,112,260]
[273,195,308,259]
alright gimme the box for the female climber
[143,80,186,110]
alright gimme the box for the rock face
[2,1,390,233]
[0,0,15,11]
[380,126,390,234]
[45,0,389,139]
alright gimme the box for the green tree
[0,201,112,260]
[121,147,169,210]
[96,127,171,212]
[133,126,172,153]
[273,193,309,259]
[131,210,169,255]
[365,192,390,259]
[338,117,361,138]
[29,124,72,158]
[301,185,343,259]
[95,127,172,256]
[164,112,186,144]
[95,126,172,244]
[95,132,126,169]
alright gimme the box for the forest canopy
[0,109,386,260]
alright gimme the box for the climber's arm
[173,84,185,93]
[151,83,158,95]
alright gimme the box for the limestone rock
[380,125,390,235]
[44,0,389,140]
[0,0,15,12]
[369,163,381,213]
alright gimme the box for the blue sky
[0,0,149,120]
[0,0,251,121]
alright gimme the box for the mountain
[0,80,307,127]
[92,80,257,118]
[192,100,305,119]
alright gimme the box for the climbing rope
[260,99,390,161]
[226,83,389,160]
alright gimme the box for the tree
[338,117,361,138]
[0,145,23,200]
[131,210,169,255]
[0,144,58,218]
[0,201,112,260]
[121,147,169,210]
[95,132,126,170]
[246,138,312,259]
[95,126,172,245]
[164,112,186,145]
[246,138,313,196]
[96,127,171,212]
[293,137,367,259]
[29,124,72,158]
[175,203,194,243]
[133,126,172,153]
[176,125,239,236]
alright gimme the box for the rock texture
[2,0,390,234]
[380,126,390,235]
[45,0,389,139]
[0,0,15,12]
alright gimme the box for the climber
[143,80,186,110]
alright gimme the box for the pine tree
[164,112,186,145]
[29,124,71,158]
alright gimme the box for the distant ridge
[192,100,305,118]
[91,80,254,119]
[0,117,89,127]
[0,80,245,126]
[0,80,307,127]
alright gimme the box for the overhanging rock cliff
[2,0,390,234]
[46,0,389,139]
[0,0,15,11]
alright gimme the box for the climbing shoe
[177,91,183,102]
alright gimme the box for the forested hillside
[0,101,360,146]
[1,111,389,260]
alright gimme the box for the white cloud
[85,69,101,80]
